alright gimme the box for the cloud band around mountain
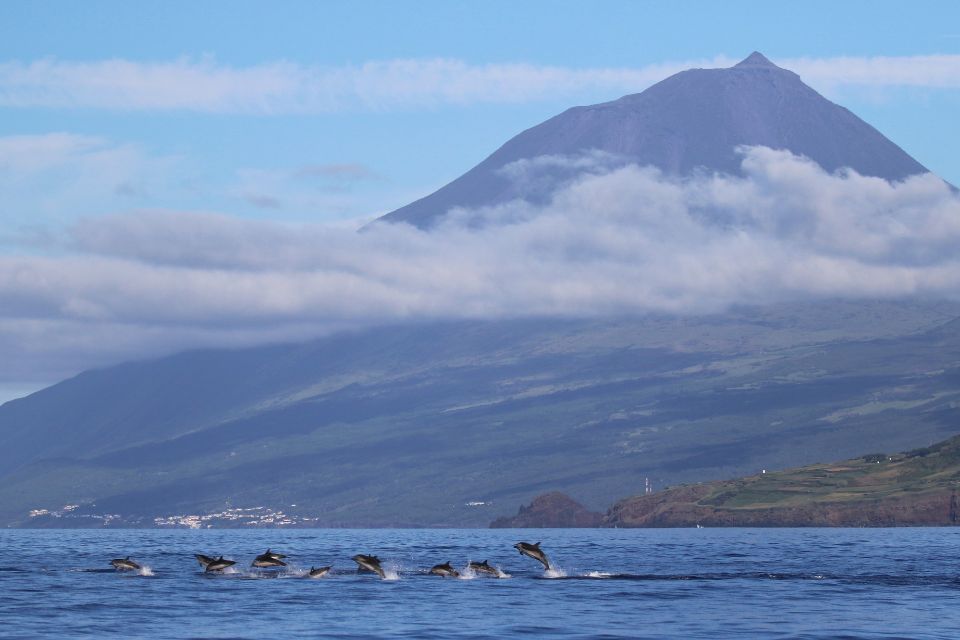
[1,146,959,385]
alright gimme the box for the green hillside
[607,435,960,527]
[3,300,960,528]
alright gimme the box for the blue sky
[1,0,960,400]
[2,0,959,228]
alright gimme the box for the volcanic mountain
[380,52,929,228]
[0,54,956,528]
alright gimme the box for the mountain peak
[377,49,929,228]
[733,51,779,69]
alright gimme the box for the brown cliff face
[605,487,958,527]
[490,492,603,528]
[604,436,960,528]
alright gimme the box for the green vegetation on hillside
[607,434,960,527]
[3,301,959,527]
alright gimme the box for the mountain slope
[2,301,959,527]
[379,52,929,228]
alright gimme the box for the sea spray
[381,561,402,581]
[543,566,566,579]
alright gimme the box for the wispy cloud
[3,54,958,114]
[294,163,382,182]
[787,54,960,90]
[0,133,179,230]
[2,147,959,384]
[0,134,393,226]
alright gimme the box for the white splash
[137,565,154,577]
[585,571,613,579]
[381,568,401,581]
[543,567,567,578]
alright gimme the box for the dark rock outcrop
[490,491,603,528]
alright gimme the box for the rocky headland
[492,435,960,528]
[489,491,603,528]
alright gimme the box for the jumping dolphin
[204,556,237,572]
[514,541,551,570]
[252,549,287,568]
[308,566,332,578]
[195,554,217,569]
[468,560,501,577]
[110,557,141,571]
[351,554,386,578]
[429,561,460,578]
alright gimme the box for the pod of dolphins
[110,541,552,579]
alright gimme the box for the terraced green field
[608,435,960,526]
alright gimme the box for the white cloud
[785,54,960,90]
[2,54,958,114]
[2,147,959,385]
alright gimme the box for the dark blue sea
[2,528,959,639]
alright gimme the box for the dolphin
[110,557,141,571]
[195,554,217,569]
[429,561,460,578]
[514,541,551,570]
[308,566,332,578]
[351,554,386,578]
[468,560,501,577]
[252,549,287,568]
[204,556,237,572]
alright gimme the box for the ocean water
[2,528,959,639]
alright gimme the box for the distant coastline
[14,434,960,530]
[492,435,960,528]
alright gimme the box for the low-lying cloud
[2,146,959,385]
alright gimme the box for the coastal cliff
[605,436,960,527]
[492,435,960,528]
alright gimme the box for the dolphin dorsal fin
[535,542,540,547]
